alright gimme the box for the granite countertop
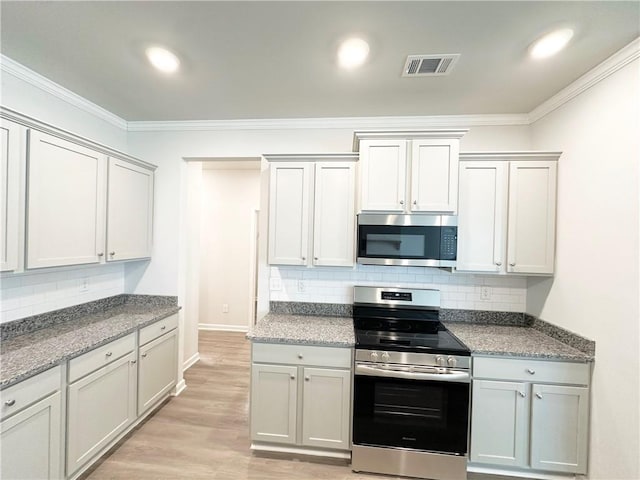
[444,322,593,362]
[247,313,355,347]
[1,298,180,389]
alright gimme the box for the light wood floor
[84,331,503,480]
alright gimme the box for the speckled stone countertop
[1,297,180,389]
[444,322,593,362]
[247,313,354,347]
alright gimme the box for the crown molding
[528,36,640,124]
[126,114,529,132]
[0,54,128,130]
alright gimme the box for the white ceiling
[1,1,638,122]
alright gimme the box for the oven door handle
[355,364,470,383]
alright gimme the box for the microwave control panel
[440,227,457,260]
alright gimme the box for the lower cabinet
[66,349,137,476]
[0,366,63,480]
[470,356,590,475]
[250,343,352,454]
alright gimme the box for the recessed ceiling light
[145,46,180,73]
[530,28,574,59]
[337,37,370,69]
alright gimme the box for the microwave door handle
[355,364,470,384]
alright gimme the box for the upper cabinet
[27,131,107,268]
[1,108,156,272]
[267,154,357,267]
[107,157,154,261]
[457,153,559,275]
[354,130,467,214]
[1,119,23,272]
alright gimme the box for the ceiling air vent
[402,54,460,77]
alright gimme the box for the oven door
[353,363,470,455]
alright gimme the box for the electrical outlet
[222,304,229,313]
[480,286,492,301]
[269,277,282,291]
[79,278,90,293]
[297,280,306,293]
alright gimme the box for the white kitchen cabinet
[26,130,107,269]
[267,154,357,267]
[355,131,466,214]
[138,323,178,415]
[470,356,590,475]
[107,157,154,261]
[1,118,23,272]
[66,341,137,476]
[457,153,559,275]
[250,343,352,456]
[0,366,62,480]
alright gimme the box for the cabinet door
[250,364,297,444]
[0,392,62,480]
[410,139,459,213]
[457,161,508,272]
[67,352,137,476]
[507,161,557,274]
[359,139,407,212]
[107,157,154,261]
[470,380,529,468]
[530,384,589,474]
[301,367,351,450]
[26,130,106,268]
[313,162,355,266]
[268,163,313,265]
[1,119,22,272]
[138,329,178,415]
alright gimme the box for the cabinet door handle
[305,376,310,382]
[110,252,116,256]
[526,368,535,375]
[297,354,303,359]
[130,360,137,365]
[495,261,502,266]
[535,392,543,399]
[509,262,516,267]
[412,200,417,206]
[97,252,104,257]
[301,256,306,261]
[399,200,404,205]
[290,375,295,380]
[161,326,166,330]
[105,351,113,357]
[4,399,16,407]
[518,391,526,398]
[142,353,147,358]
[313,257,318,261]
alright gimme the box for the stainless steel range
[351,286,471,480]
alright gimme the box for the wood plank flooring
[84,331,501,480]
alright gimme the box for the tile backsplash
[270,265,526,312]
[0,264,125,323]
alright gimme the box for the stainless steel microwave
[357,214,457,267]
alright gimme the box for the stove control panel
[356,349,471,370]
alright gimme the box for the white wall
[527,59,640,480]
[0,264,124,323]
[199,167,261,331]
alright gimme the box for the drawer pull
[518,391,526,398]
[305,376,310,382]
[290,375,295,380]
[526,368,535,375]
[535,392,543,399]
[130,360,137,365]
[161,326,166,330]
[105,352,113,357]
[4,399,16,407]
[297,354,303,359]
[142,353,148,358]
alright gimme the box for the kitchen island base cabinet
[470,356,590,476]
[66,347,137,477]
[250,343,352,457]
[0,366,63,480]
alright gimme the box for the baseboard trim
[183,352,200,371]
[198,323,249,333]
[468,464,579,479]
[172,379,187,396]
[250,442,351,460]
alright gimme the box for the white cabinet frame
[1,119,23,272]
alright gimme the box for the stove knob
[436,355,446,367]
[447,356,457,368]
[381,352,390,363]
[370,352,379,362]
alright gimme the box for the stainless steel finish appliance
[357,214,457,267]
[352,286,471,480]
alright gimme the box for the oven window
[358,225,441,259]
[353,375,469,454]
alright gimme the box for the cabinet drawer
[1,365,61,421]
[473,356,590,385]
[252,343,352,369]
[139,314,178,346]
[69,333,136,383]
